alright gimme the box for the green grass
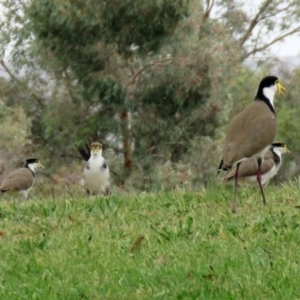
[1,182,300,299]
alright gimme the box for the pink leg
[257,157,267,205]
[232,162,241,213]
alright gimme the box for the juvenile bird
[83,142,110,195]
[0,158,44,200]
[218,76,286,213]
[223,142,290,186]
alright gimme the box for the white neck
[27,164,36,173]
[262,86,276,107]
[92,150,103,159]
[273,147,283,158]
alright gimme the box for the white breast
[83,155,110,194]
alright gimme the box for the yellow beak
[284,146,291,153]
[91,147,101,154]
[38,162,45,169]
[277,82,287,97]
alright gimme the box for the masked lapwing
[223,142,290,186]
[83,142,110,195]
[218,76,286,213]
[0,158,44,200]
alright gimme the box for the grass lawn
[0,182,300,299]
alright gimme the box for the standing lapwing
[0,158,44,200]
[218,76,286,213]
[83,142,110,195]
[223,142,290,186]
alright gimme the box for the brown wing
[259,151,277,174]
[223,101,277,167]
[223,157,258,183]
[223,150,275,182]
[0,168,34,192]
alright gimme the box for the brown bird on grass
[218,76,286,213]
[223,142,290,186]
[0,158,44,200]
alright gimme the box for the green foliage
[132,58,212,161]
[29,0,190,58]
[0,79,32,154]
[100,0,190,55]
[1,184,300,298]
[0,99,30,153]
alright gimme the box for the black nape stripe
[255,90,276,115]
[271,150,281,165]
[217,158,230,174]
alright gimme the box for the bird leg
[232,162,241,214]
[257,157,267,206]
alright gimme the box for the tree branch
[244,25,300,58]
[0,59,18,81]
[130,58,172,85]
[0,59,44,106]
[257,5,292,21]
[239,0,273,47]
[199,0,215,39]
[204,0,214,18]
[253,27,263,54]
